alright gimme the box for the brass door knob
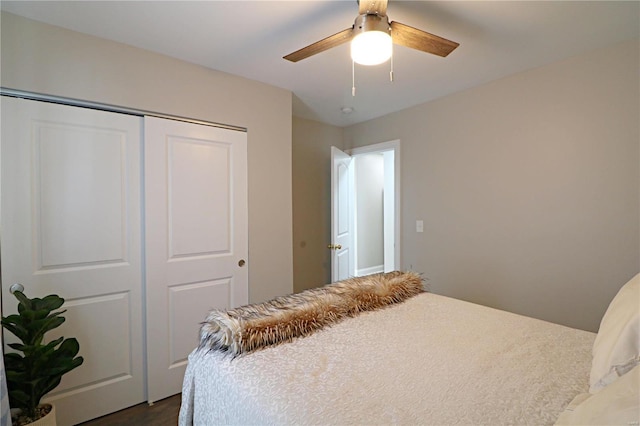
[327,244,342,250]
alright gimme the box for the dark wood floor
[78,394,181,426]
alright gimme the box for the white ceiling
[2,1,638,127]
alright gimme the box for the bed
[179,271,640,425]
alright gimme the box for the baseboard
[356,265,384,276]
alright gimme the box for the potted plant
[1,291,84,426]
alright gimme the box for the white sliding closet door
[1,96,145,425]
[144,117,248,403]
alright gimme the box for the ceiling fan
[283,0,459,65]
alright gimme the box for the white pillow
[556,364,639,425]
[589,273,640,393]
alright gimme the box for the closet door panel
[35,127,126,266]
[145,117,248,403]
[1,96,145,425]
[168,137,231,256]
[167,278,230,364]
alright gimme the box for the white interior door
[1,96,145,425]
[330,146,354,282]
[144,117,248,403]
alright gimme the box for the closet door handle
[10,283,25,294]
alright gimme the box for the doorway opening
[330,140,400,281]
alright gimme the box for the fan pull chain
[352,60,356,97]
[390,44,394,82]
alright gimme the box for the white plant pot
[11,403,57,426]
[30,404,56,426]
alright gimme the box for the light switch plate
[416,220,424,233]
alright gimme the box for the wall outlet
[416,220,424,233]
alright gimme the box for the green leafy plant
[1,291,84,423]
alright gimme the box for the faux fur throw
[199,271,424,357]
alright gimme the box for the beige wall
[1,12,293,303]
[342,39,639,332]
[292,117,343,292]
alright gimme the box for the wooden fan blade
[390,21,459,57]
[358,0,388,16]
[283,28,354,62]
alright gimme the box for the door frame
[330,139,402,281]
[347,140,401,275]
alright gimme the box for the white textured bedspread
[179,292,595,425]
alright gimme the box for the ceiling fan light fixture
[350,14,392,66]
